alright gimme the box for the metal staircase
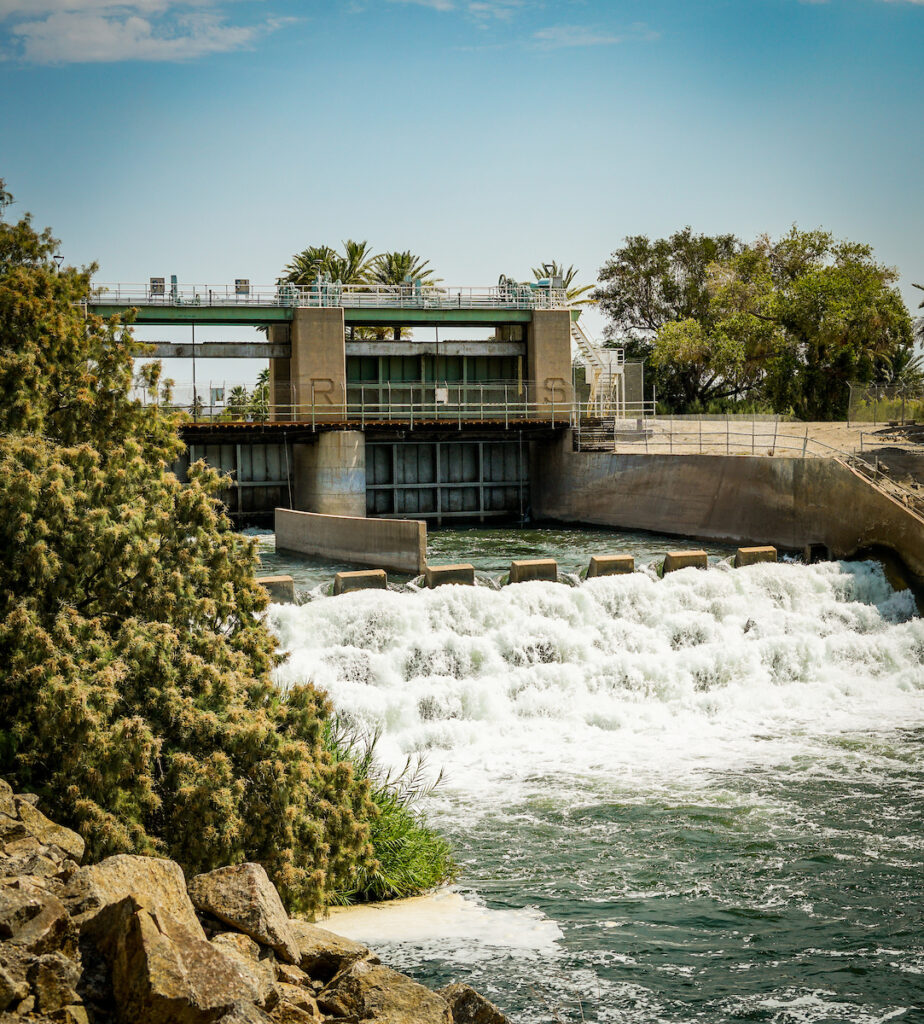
[571,318,625,417]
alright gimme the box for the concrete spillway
[532,434,924,581]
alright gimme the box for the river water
[257,528,924,1023]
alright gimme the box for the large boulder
[210,933,278,1009]
[187,865,299,965]
[86,893,267,1024]
[13,799,84,863]
[286,919,371,982]
[318,959,452,1024]
[65,855,205,940]
[0,888,75,957]
[438,983,509,1024]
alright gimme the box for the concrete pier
[587,554,635,577]
[276,508,426,574]
[509,558,558,583]
[255,574,296,603]
[735,546,777,567]
[663,550,708,573]
[334,569,387,595]
[425,563,476,588]
[293,431,366,517]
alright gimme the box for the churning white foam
[267,561,924,812]
[320,891,562,959]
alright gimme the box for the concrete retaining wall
[276,508,426,574]
[532,433,924,579]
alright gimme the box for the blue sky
[1,0,922,359]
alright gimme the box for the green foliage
[282,240,375,287]
[325,723,456,904]
[594,226,914,419]
[0,180,453,915]
[593,228,742,408]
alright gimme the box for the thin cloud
[2,2,287,63]
[532,24,624,48]
[386,0,456,11]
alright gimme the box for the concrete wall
[527,310,572,416]
[293,430,366,517]
[276,508,427,574]
[290,307,346,418]
[533,433,924,579]
[268,324,292,420]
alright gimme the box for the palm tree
[370,251,440,340]
[227,385,250,419]
[248,368,270,421]
[531,260,595,306]
[282,240,375,287]
[281,245,340,285]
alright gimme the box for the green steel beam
[87,303,294,326]
[87,302,534,328]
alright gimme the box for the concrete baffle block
[734,546,777,568]
[587,554,635,578]
[662,550,708,574]
[333,569,388,596]
[508,558,558,584]
[425,563,476,588]
[255,575,296,604]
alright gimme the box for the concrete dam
[93,278,924,580]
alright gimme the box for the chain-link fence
[848,384,924,425]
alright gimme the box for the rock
[0,965,28,1011]
[274,962,307,987]
[14,800,84,863]
[0,815,27,845]
[187,865,299,965]
[15,994,35,1014]
[65,855,205,941]
[275,984,318,1015]
[54,1007,90,1024]
[0,889,43,938]
[286,919,372,982]
[438,983,508,1024]
[27,952,81,1014]
[87,894,268,1024]
[0,782,15,819]
[268,1001,319,1024]
[318,959,451,1024]
[6,892,75,957]
[210,933,278,1009]
[218,1003,274,1024]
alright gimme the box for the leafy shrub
[326,722,456,903]
[0,179,452,914]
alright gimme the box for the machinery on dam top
[88,276,642,427]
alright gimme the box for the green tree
[282,240,375,287]
[370,250,440,340]
[711,229,914,419]
[0,181,385,914]
[249,367,270,420]
[226,384,250,419]
[593,228,741,408]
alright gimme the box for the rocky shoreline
[0,779,507,1024]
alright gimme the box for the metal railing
[848,383,924,426]
[572,414,924,515]
[138,381,573,428]
[89,281,570,311]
